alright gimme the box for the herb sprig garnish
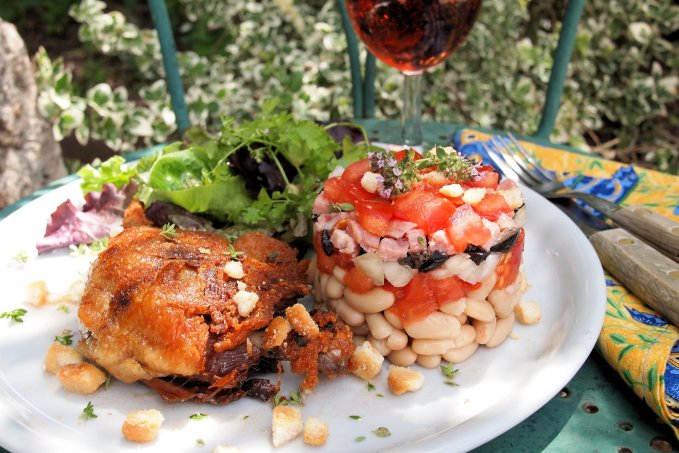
[11,250,29,264]
[54,329,74,345]
[80,401,97,420]
[368,146,475,198]
[273,389,304,407]
[441,363,460,387]
[189,413,208,420]
[0,308,27,323]
[160,223,180,240]
[226,244,245,261]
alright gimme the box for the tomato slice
[313,232,335,274]
[495,228,525,289]
[468,166,499,189]
[429,275,466,305]
[446,205,491,252]
[391,273,438,324]
[355,199,393,236]
[343,265,375,293]
[323,177,372,205]
[342,158,371,184]
[393,189,455,235]
[473,192,512,221]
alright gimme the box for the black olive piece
[465,244,490,265]
[514,203,526,214]
[321,229,336,257]
[419,250,449,273]
[490,229,521,253]
[312,214,319,223]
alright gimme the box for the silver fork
[483,133,679,260]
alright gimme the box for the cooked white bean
[386,329,408,351]
[416,354,442,369]
[332,265,347,282]
[456,313,468,325]
[326,298,340,311]
[464,298,495,322]
[488,288,513,319]
[365,313,394,340]
[344,287,395,314]
[383,309,403,330]
[486,313,515,348]
[473,318,496,344]
[325,275,345,300]
[319,273,330,303]
[404,311,461,340]
[439,298,467,316]
[443,341,479,363]
[411,338,456,356]
[466,272,497,301]
[453,324,476,348]
[352,335,367,347]
[352,324,370,336]
[368,335,392,356]
[335,299,366,327]
[387,346,417,366]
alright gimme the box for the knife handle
[608,205,679,262]
[590,228,679,326]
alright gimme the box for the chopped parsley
[273,389,304,407]
[355,436,366,442]
[80,401,97,420]
[349,415,361,420]
[367,383,376,392]
[441,363,460,387]
[242,415,249,420]
[376,393,384,398]
[226,244,245,261]
[11,250,29,264]
[196,439,205,446]
[372,427,391,438]
[57,304,70,313]
[189,413,208,420]
[0,308,27,323]
[417,236,426,246]
[160,223,180,239]
[54,329,74,345]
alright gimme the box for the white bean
[386,329,408,351]
[325,275,345,300]
[352,324,370,336]
[368,335,392,356]
[344,287,395,314]
[464,298,495,322]
[319,273,330,303]
[387,346,417,366]
[416,354,442,369]
[466,272,497,301]
[473,318,496,345]
[453,324,476,348]
[335,299,366,327]
[405,311,461,340]
[326,298,340,311]
[456,313,468,325]
[411,338,456,356]
[352,335,367,347]
[383,309,403,330]
[439,298,467,316]
[332,265,347,282]
[443,341,479,363]
[486,313,515,348]
[365,313,394,340]
[488,288,513,319]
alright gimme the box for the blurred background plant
[1,0,677,173]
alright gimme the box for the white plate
[0,180,606,453]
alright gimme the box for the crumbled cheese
[234,290,259,317]
[237,280,247,291]
[439,183,464,198]
[422,171,448,186]
[224,261,245,279]
[360,171,380,194]
[462,187,486,205]
[499,187,524,210]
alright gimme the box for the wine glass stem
[402,71,423,146]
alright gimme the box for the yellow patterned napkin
[456,129,679,437]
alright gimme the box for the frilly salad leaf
[77,156,136,195]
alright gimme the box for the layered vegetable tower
[310,147,527,368]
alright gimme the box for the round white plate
[0,180,605,453]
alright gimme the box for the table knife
[556,201,679,326]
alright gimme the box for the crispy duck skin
[77,226,309,402]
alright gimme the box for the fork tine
[497,137,545,186]
[482,142,521,182]
[506,132,553,182]
[488,137,537,187]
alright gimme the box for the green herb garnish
[69,238,109,256]
[273,389,304,407]
[349,415,361,420]
[0,308,27,323]
[376,393,384,398]
[355,436,366,442]
[417,236,426,246]
[196,439,205,446]
[227,244,245,261]
[11,250,29,264]
[160,223,180,239]
[372,427,391,438]
[54,329,74,345]
[441,363,460,387]
[57,304,70,313]
[329,201,355,213]
[367,383,376,392]
[80,401,97,420]
[189,413,208,420]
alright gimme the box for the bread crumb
[304,417,329,446]
[462,187,486,205]
[514,300,541,325]
[122,409,164,443]
[285,304,319,338]
[233,290,259,317]
[263,316,292,349]
[237,280,247,291]
[349,341,384,380]
[57,363,106,394]
[45,343,83,374]
[224,261,245,279]
[272,406,303,447]
[360,171,380,194]
[387,365,424,395]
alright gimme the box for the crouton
[57,363,106,394]
[263,316,292,349]
[285,304,319,338]
[303,417,329,446]
[349,341,384,380]
[122,409,164,443]
[514,300,541,325]
[45,343,83,374]
[272,406,303,447]
[387,365,424,395]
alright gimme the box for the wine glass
[345,0,482,146]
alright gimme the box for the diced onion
[383,261,417,287]
[352,253,385,286]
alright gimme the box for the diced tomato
[429,275,466,305]
[468,166,499,189]
[334,251,355,270]
[355,199,393,236]
[497,178,517,191]
[391,273,438,324]
[313,232,335,274]
[495,228,525,289]
[342,158,370,184]
[473,192,513,221]
[343,265,375,293]
[393,189,455,235]
[446,205,491,252]
[323,177,372,205]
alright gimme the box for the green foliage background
[2,0,678,173]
